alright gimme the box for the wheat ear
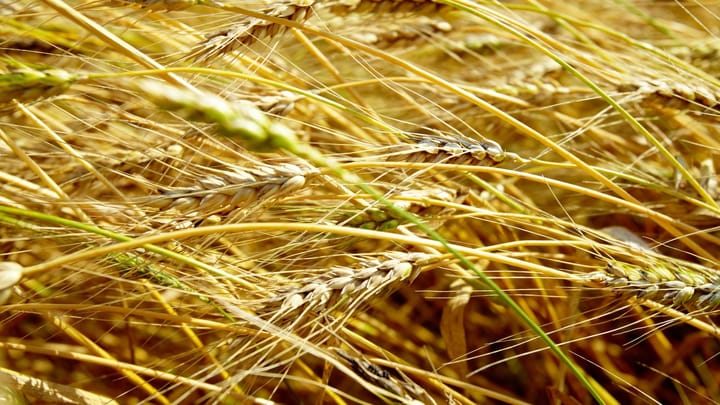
[264,252,430,317]
[584,261,720,308]
[144,163,316,218]
[191,0,315,61]
[0,66,79,106]
[138,79,300,152]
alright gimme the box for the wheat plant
[1,0,720,404]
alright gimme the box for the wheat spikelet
[0,366,120,404]
[0,0,25,16]
[619,77,720,110]
[347,17,452,48]
[385,133,510,165]
[666,39,720,75]
[335,349,426,404]
[244,89,302,116]
[342,187,463,232]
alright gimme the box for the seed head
[138,80,301,152]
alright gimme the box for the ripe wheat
[3,1,720,404]
[191,0,315,61]
[144,163,315,218]
[264,252,430,316]
[584,260,720,308]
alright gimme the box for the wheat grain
[700,158,718,199]
[0,262,22,305]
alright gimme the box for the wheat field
[1,1,720,404]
